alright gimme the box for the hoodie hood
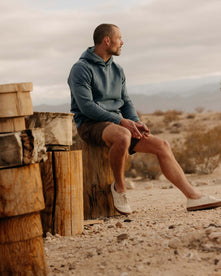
[79,46,113,66]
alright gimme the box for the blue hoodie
[68,46,139,128]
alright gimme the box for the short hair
[93,23,119,45]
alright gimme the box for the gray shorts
[77,120,139,155]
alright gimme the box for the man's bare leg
[102,124,131,193]
[133,135,201,199]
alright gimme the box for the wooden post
[0,163,48,275]
[72,139,119,220]
[40,150,83,236]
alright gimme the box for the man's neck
[94,46,112,62]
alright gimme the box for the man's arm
[68,63,122,124]
[119,70,149,138]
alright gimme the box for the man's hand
[120,118,150,139]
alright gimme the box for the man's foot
[111,182,132,215]
[187,195,221,211]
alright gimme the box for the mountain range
[34,76,221,114]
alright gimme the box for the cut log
[0,116,26,133]
[40,150,83,236]
[72,139,118,219]
[0,163,45,218]
[0,213,47,275]
[26,112,74,146]
[0,85,33,117]
[0,128,47,168]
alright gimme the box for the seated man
[68,23,221,214]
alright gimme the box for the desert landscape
[45,110,221,276]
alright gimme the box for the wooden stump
[40,150,83,236]
[0,163,45,217]
[0,163,47,275]
[72,139,119,219]
[0,213,47,276]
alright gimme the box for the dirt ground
[44,165,221,276]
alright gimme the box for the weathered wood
[72,139,118,219]
[40,150,83,236]
[0,128,47,168]
[53,150,83,236]
[0,212,47,276]
[47,145,71,151]
[0,91,33,118]
[0,82,33,93]
[26,112,74,146]
[21,128,47,165]
[40,152,54,234]
[70,150,84,235]
[0,132,23,167]
[0,116,26,133]
[0,163,45,218]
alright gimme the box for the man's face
[107,27,124,56]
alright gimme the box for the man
[68,23,221,214]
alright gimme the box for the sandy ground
[44,166,221,276]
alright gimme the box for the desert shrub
[195,107,205,113]
[172,126,221,174]
[186,113,196,119]
[153,110,164,116]
[168,122,183,134]
[163,109,182,125]
[125,153,162,180]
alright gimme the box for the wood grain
[0,213,47,275]
[0,116,26,133]
[40,152,54,234]
[72,139,118,219]
[0,163,45,218]
[0,82,33,93]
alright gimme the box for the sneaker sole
[187,201,221,211]
[114,206,132,215]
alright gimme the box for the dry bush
[195,107,205,113]
[153,110,164,116]
[125,153,162,180]
[163,109,182,125]
[172,126,221,174]
[186,113,196,119]
[168,122,183,134]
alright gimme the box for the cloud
[1,0,221,105]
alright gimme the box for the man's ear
[104,36,111,46]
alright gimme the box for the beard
[107,46,122,56]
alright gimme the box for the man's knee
[158,139,171,154]
[102,124,131,149]
[118,127,131,148]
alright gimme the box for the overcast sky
[1,0,221,105]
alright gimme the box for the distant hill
[130,90,221,113]
[33,75,221,113]
[34,90,221,114]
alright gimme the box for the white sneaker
[111,182,132,215]
[187,195,221,211]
